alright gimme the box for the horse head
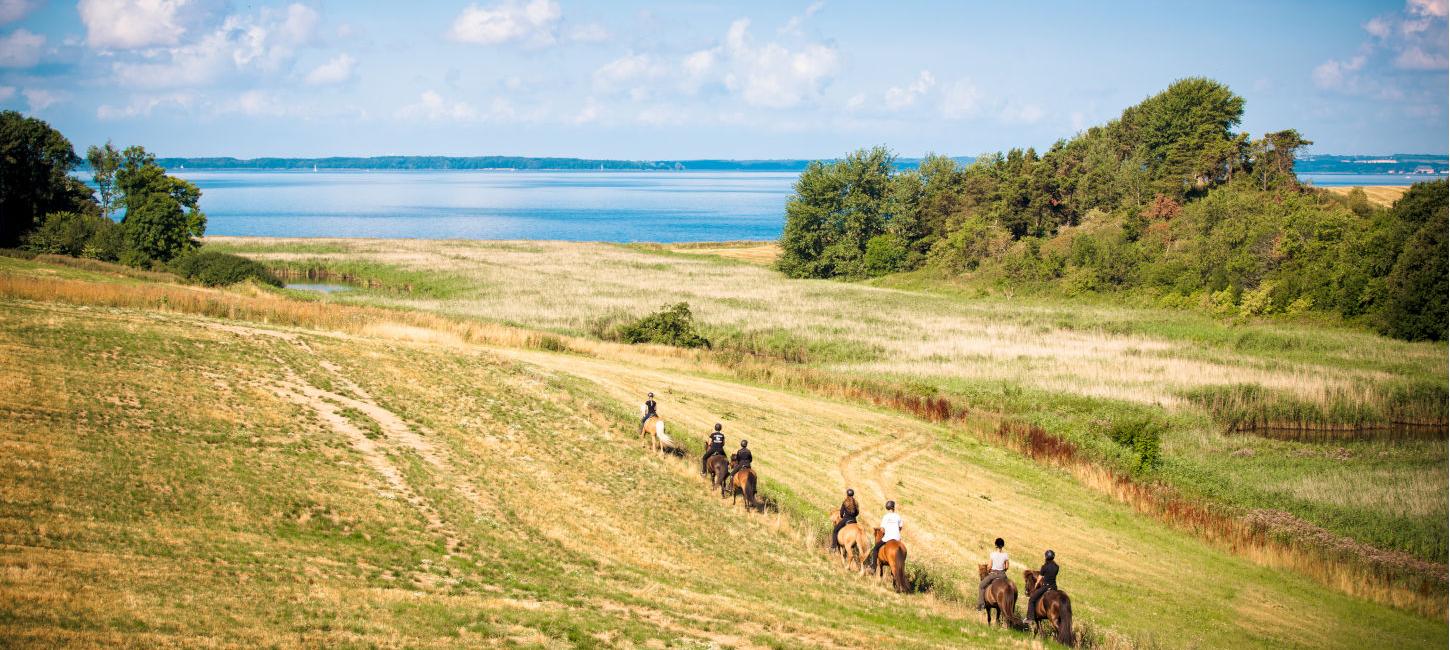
[978,563,990,578]
[873,527,884,543]
[1023,569,1039,591]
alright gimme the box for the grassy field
[1319,185,1411,207]
[1,253,1445,648]
[205,237,1448,578]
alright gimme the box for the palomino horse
[640,415,678,454]
[872,527,909,593]
[1024,569,1074,645]
[726,465,758,510]
[977,564,1017,627]
[706,454,730,494]
[830,512,870,572]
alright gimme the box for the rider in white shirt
[978,537,1010,610]
[866,500,902,568]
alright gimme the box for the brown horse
[706,454,730,493]
[872,527,909,593]
[726,465,758,510]
[1024,570,1074,646]
[830,512,870,572]
[977,564,1018,627]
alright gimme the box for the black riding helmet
[648,392,654,398]
[885,500,895,510]
[740,439,748,447]
[714,423,722,431]
[995,538,1004,549]
[846,488,854,496]
[1045,549,1055,561]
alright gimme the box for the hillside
[2,253,1444,648]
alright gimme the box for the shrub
[1105,416,1164,473]
[170,250,282,287]
[24,211,122,261]
[617,302,711,349]
[862,233,909,276]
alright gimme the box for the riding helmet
[885,500,895,510]
[846,488,854,496]
[740,439,748,447]
[648,392,654,397]
[714,423,722,431]
[1045,549,1055,560]
[995,538,1004,549]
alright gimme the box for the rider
[829,488,859,550]
[977,537,1010,610]
[1026,549,1060,624]
[639,392,658,431]
[727,439,753,481]
[865,500,902,569]
[700,423,726,475]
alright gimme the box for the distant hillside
[1296,153,1448,175]
[139,155,977,172]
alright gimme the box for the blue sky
[0,0,1444,158]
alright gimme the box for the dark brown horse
[726,465,758,510]
[1024,569,1074,645]
[706,454,730,494]
[977,564,1017,626]
[872,527,909,593]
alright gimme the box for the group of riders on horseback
[640,393,1072,643]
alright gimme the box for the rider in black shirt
[700,423,726,475]
[639,392,658,431]
[727,440,752,480]
[830,488,859,550]
[1026,550,1060,624]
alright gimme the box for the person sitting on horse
[639,392,658,431]
[700,423,726,475]
[865,500,902,569]
[977,537,1010,610]
[1026,549,1060,624]
[727,439,752,480]
[830,488,859,550]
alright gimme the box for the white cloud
[111,4,321,88]
[79,0,199,49]
[1364,16,1391,38]
[938,78,980,119]
[1394,46,1446,69]
[883,70,934,110]
[449,0,561,46]
[0,28,42,67]
[593,53,668,99]
[396,90,478,121]
[999,101,1044,124]
[844,92,865,111]
[22,88,59,112]
[97,92,196,119]
[1312,54,1366,89]
[0,0,37,25]
[566,23,609,44]
[1408,0,1447,18]
[0,85,14,101]
[571,97,600,124]
[717,18,837,108]
[305,53,356,85]
[780,0,825,35]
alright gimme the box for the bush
[617,302,711,349]
[170,250,282,287]
[862,233,909,276]
[1105,416,1164,473]
[24,211,122,261]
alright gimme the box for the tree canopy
[0,111,97,247]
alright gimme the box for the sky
[0,0,1445,159]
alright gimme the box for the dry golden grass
[1321,185,1411,207]
[663,241,782,265]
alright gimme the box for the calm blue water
[129,169,1440,241]
[169,170,796,242]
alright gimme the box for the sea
[150,169,1441,242]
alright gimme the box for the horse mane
[978,563,989,578]
[1023,569,1038,591]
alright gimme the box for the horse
[977,563,1018,627]
[872,527,909,593]
[1024,569,1074,646]
[640,415,678,454]
[726,465,758,511]
[706,454,730,494]
[830,511,870,572]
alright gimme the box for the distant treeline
[776,78,1448,342]
[1296,154,1447,175]
[119,156,983,172]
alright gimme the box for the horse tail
[1056,594,1073,646]
[892,545,908,593]
[744,471,757,509]
[1003,582,1019,626]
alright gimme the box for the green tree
[777,146,895,279]
[24,210,124,260]
[87,140,123,218]
[0,111,98,247]
[115,145,206,264]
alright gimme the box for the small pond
[285,283,355,294]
